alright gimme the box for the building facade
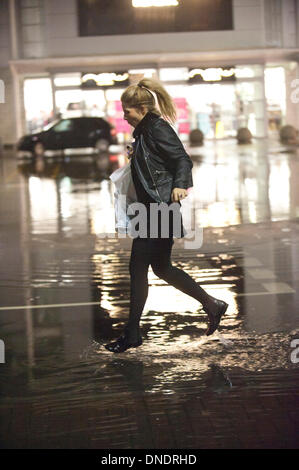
[1,0,299,145]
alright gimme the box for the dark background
[77,0,233,36]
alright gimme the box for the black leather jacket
[131,111,193,203]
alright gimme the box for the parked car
[17,117,118,157]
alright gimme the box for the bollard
[237,127,252,144]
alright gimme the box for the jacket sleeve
[152,119,193,190]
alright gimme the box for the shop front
[22,63,288,142]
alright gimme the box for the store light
[189,68,235,82]
[159,67,189,81]
[82,73,129,87]
[132,0,179,7]
[129,68,157,78]
[221,69,235,77]
[54,74,82,87]
[235,67,255,78]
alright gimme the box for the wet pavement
[0,139,299,449]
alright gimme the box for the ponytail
[121,78,177,124]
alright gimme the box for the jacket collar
[133,111,160,138]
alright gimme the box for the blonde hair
[121,78,177,124]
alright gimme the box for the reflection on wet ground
[0,140,299,448]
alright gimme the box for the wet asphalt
[0,139,298,449]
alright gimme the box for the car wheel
[33,142,45,157]
[95,138,109,152]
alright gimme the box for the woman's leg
[150,238,212,307]
[123,237,151,343]
[150,238,228,335]
[105,237,150,352]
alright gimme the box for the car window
[53,119,74,133]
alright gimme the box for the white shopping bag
[110,162,137,233]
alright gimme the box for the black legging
[124,236,212,342]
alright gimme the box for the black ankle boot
[204,298,228,336]
[104,334,142,353]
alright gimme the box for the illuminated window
[24,78,53,133]
[159,68,189,81]
[54,74,82,87]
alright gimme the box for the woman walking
[105,79,228,353]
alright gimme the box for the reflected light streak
[145,281,236,315]
[248,201,257,223]
[244,177,258,200]
[204,202,240,227]
[29,176,58,234]
[60,177,73,219]
[269,159,290,218]
[92,253,121,315]
[91,207,115,235]
[89,181,115,235]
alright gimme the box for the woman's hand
[126,145,134,160]
[171,188,188,202]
